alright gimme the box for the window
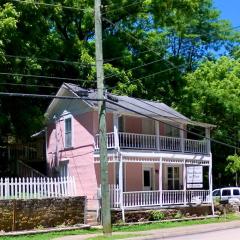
[222,189,231,196]
[167,167,180,190]
[213,190,220,197]
[65,117,72,148]
[233,189,240,195]
[164,124,180,137]
[144,170,151,187]
[59,160,69,178]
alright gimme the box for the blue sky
[214,0,240,26]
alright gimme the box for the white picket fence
[0,176,76,199]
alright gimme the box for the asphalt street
[151,227,240,240]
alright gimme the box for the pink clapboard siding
[124,116,142,133]
[125,163,142,191]
[94,162,115,186]
[46,111,98,198]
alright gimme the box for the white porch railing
[0,176,76,199]
[95,132,209,154]
[101,186,210,208]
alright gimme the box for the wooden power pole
[94,0,112,235]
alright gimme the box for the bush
[174,211,183,219]
[150,210,165,221]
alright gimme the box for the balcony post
[159,157,163,206]
[180,124,185,153]
[155,121,160,150]
[205,127,211,154]
[119,153,125,222]
[183,159,186,205]
[209,156,214,215]
[113,114,119,150]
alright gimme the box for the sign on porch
[187,166,203,188]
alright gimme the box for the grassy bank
[0,213,239,240]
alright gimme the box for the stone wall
[112,206,212,223]
[0,197,86,232]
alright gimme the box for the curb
[0,224,90,237]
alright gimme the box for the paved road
[167,227,240,240]
[55,221,240,240]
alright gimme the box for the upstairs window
[164,123,180,137]
[65,117,72,148]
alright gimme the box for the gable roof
[47,83,215,128]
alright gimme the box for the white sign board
[187,183,203,189]
[187,166,203,184]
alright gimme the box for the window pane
[168,167,173,178]
[174,180,180,189]
[233,189,239,195]
[65,117,72,148]
[168,180,173,190]
[222,190,231,196]
[144,170,150,187]
[174,167,179,178]
[65,118,72,132]
[213,190,220,196]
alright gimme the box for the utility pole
[95,0,112,235]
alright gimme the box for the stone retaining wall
[112,206,212,223]
[0,197,86,232]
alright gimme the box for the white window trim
[63,114,74,149]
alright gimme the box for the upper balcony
[95,132,210,155]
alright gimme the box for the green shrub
[150,210,165,221]
[174,211,183,219]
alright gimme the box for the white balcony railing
[95,132,209,154]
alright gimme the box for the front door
[143,168,152,191]
[167,166,180,190]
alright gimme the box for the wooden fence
[0,176,76,199]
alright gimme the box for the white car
[212,187,240,203]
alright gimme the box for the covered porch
[95,153,213,212]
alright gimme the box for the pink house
[45,83,215,216]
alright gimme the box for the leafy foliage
[0,0,238,145]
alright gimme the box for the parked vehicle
[212,187,240,203]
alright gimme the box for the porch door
[143,168,152,191]
[167,166,180,190]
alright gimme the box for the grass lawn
[0,214,240,240]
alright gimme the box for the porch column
[183,159,187,205]
[180,124,185,153]
[119,154,125,222]
[209,156,214,215]
[155,121,160,150]
[159,157,163,206]
[205,127,211,154]
[113,114,119,149]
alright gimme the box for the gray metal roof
[64,83,188,120]
[63,83,215,127]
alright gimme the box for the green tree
[181,56,240,185]
[226,154,240,186]
[0,0,238,142]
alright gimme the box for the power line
[0,72,96,83]
[5,54,95,67]
[0,92,103,101]
[135,96,240,145]
[104,58,166,79]
[102,0,143,16]
[106,98,240,151]
[0,82,58,89]
[12,0,93,11]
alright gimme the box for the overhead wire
[4,54,95,67]
[105,98,240,151]
[0,72,96,83]
[12,0,93,11]
[0,82,58,89]
[0,89,238,150]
